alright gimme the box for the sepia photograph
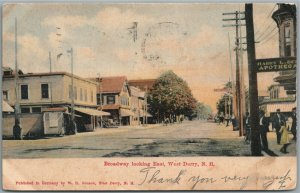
[1,2,297,191]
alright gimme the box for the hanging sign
[256,57,296,72]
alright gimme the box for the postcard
[1,2,297,191]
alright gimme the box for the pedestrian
[225,114,230,127]
[219,112,224,124]
[279,121,290,153]
[13,119,23,140]
[272,109,286,145]
[291,107,297,141]
[231,114,237,131]
[259,110,269,151]
[244,112,251,143]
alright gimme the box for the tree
[216,81,233,115]
[148,70,197,122]
[192,102,212,120]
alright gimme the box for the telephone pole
[222,11,245,136]
[13,17,22,140]
[245,4,261,156]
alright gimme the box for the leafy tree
[216,81,233,115]
[191,102,212,119]
[148,70,197,122]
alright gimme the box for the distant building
[129,86,152,125]
[272,3,296,94]
[128,79,156,92]
[94,76,134,126]
[259,84,296,117]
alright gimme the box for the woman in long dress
[279,122,290,153]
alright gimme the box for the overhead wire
[255,4,277,37]
[257,26,278,43]
[259,29,278,44]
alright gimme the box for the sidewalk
[262,130,297,156]
[217,122,296,156]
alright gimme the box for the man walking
[291,107,297,141]
[272,109,286,144]
[244,112,251,143]
[259,110,269,150]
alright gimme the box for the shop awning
[75,107,110,116]
[262,101,296,114]
[139,110,153,117]
[120,109,135,117]
[2,100,14,112]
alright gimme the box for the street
[2,120,296,158]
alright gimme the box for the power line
[257,26,277,42]
[259,29,278,45]
[256,22,277,41]
[255,4,277,37]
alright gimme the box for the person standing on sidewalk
[259,110,269,151]
[291,107,297,141]
[272,109,286,145]
[279,122,290,153]
[244,112,251,143]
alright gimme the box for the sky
[2,3,280,112]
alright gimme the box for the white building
[2,68,106,136]
[2,71,98,112]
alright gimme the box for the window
[284,23,292,56]
[107,96,115,104]
[121,96,129,106]
[69,85,72,99]
[41,84,49,99]
[3,91,8,100]
[74,86,77,100]
[97,94,101,105]
[21,85,28,100]
[21,107,30,113]
[91,90,93,102]
[84,89,87,102]
[80,88,83,101]
[32,107,41,113]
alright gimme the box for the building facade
[272,3,297,94]
[2,69,102,135]
[95,76,134,126]
[2,71,98,112]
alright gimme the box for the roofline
[3,71,98,85]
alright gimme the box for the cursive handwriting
[221,175,249,190]
[137,167,293,190]
[188,175,217,189]
[262,169,292,190]
[138,167,186,185]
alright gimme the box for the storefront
[74,107,110,131]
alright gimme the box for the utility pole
[13,17,22,140]
[49,51,53,106]
[97,73,103,128]
[224,94,228,117]
[223,11,245,135]
[245,4,261,156]
[227,33,235,119]
[67,48,76,134]
[144,86,148,126]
